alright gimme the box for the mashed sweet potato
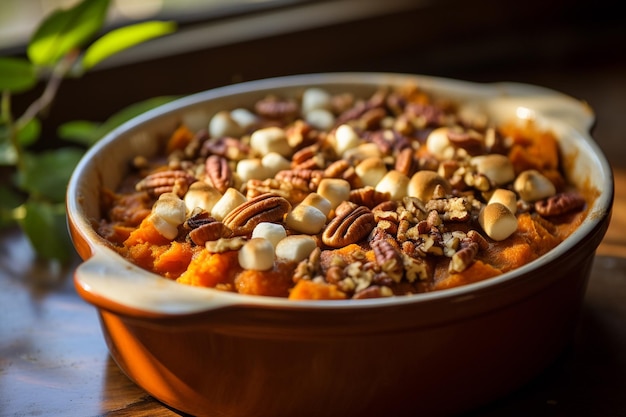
[97,83,594,300]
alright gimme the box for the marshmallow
[250,126,292,157]
[343,142,382,162]
[261,152,291,177]
[153,193,186,226]
[305,108,335,131]
[275,235,317,262]
[514,169,557,202]
[488,188,517,214]
[470,154,515,186]
[479,202,518,241]
[375,170,409,200]
[211,188,247,220]
[285,204,327,234]
[355,157,388,188]
[426,127,453,160]
[184,182,222,212]
[149,193,186,240]
[238,238,275,271]
[301,87,332,113]
[209,110,243,138]
[148,213,180,241]
[300,193,332,217]
[408,170,451,202]
[334,124,361,155]
[236,158,270,182]
[230,108,258,130]
[252,222,287,249]
[317,178,351,209]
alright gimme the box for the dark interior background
[8,0,626,165]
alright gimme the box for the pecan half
[254,96,299,120]
[371,238,404,282]
[189,221,233,245]
[447,128,484,155]
[324,160,363,189]
[135,170,196,197]
[275,169,324,191]
[535,192,586,217]
[350,186,390,209]
[245,178,310,205]
[205,155,233,193]
[201,137,250,161]
[395,147,417,176]
[222,193,292,236]
[322,203,376,248]
[184,209,215,230]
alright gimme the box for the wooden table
[1,166,625,417]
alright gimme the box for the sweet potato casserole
[97,83,592,300]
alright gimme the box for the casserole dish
[67,73,613,416]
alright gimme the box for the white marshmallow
[342,143,382,162]
[408,170,451,202]
[514,169,557,202]
[317,178,351,209]
[148,213,179,240]
[300,193,332,217]
[184,182,222,212]
[479,203,518,241]
[488,188,517,214]
[301,87,332,113]
[230,108,258,130]
[471,154,515,186]
[334,124,361,156]
[275,235,317,262]
[375,170,410,200]
[252,222,287,249]
[306,108,335,131]
[261,152,291,177]
[236,158,270,182]
[355,157,388,188]
[250,126,292,157]
[152,193,186,226]
[211,188,247,220]
[285,204,327,234]
[238,238,275,271]
[209,111,243,138]
[426,127,453,160]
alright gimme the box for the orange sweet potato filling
[96,89,595,301]
[235,261,296,297]
[289,280,347,300]
[177,250,241,288]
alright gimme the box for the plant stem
[17,50,80,131]
[2,90,26,171]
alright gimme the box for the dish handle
[74,246,238,317]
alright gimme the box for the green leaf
[82,21,176,70]
[97,95,178,135]
[27,0,110,67]
[57,95,178,147]
[19,200,73,262]
[0,186,24,227]
[17,118,42,147]
[0,138,17,165]
[57,119,101,146]
[17,147,84,202]
[0,57,37,93]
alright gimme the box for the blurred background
[2,0,625,165]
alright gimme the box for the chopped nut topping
[99,82,591,300]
